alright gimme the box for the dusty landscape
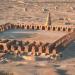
[0,0,75,25]
[0,0,75,75]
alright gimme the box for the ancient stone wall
[0,23,74,32]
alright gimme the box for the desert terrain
[0,0,75,25]
[0,0,75,75]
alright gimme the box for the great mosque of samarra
[0,0,75,61]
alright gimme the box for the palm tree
[13,45,18,50]
[39,41,43,46]
[0,44,4,52]
[28,44,32,53]
[17,40,23,47]
[44,42,50,47]
[25,41,30,45]
[32,41,36,46]
[6,43,11,50]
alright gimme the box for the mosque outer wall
[0,23,75,55]
[0,23,75,32]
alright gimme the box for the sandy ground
[0,0,75,25]
[22,31,67,43]
[0,61,58,75]
[0,29,68,43]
